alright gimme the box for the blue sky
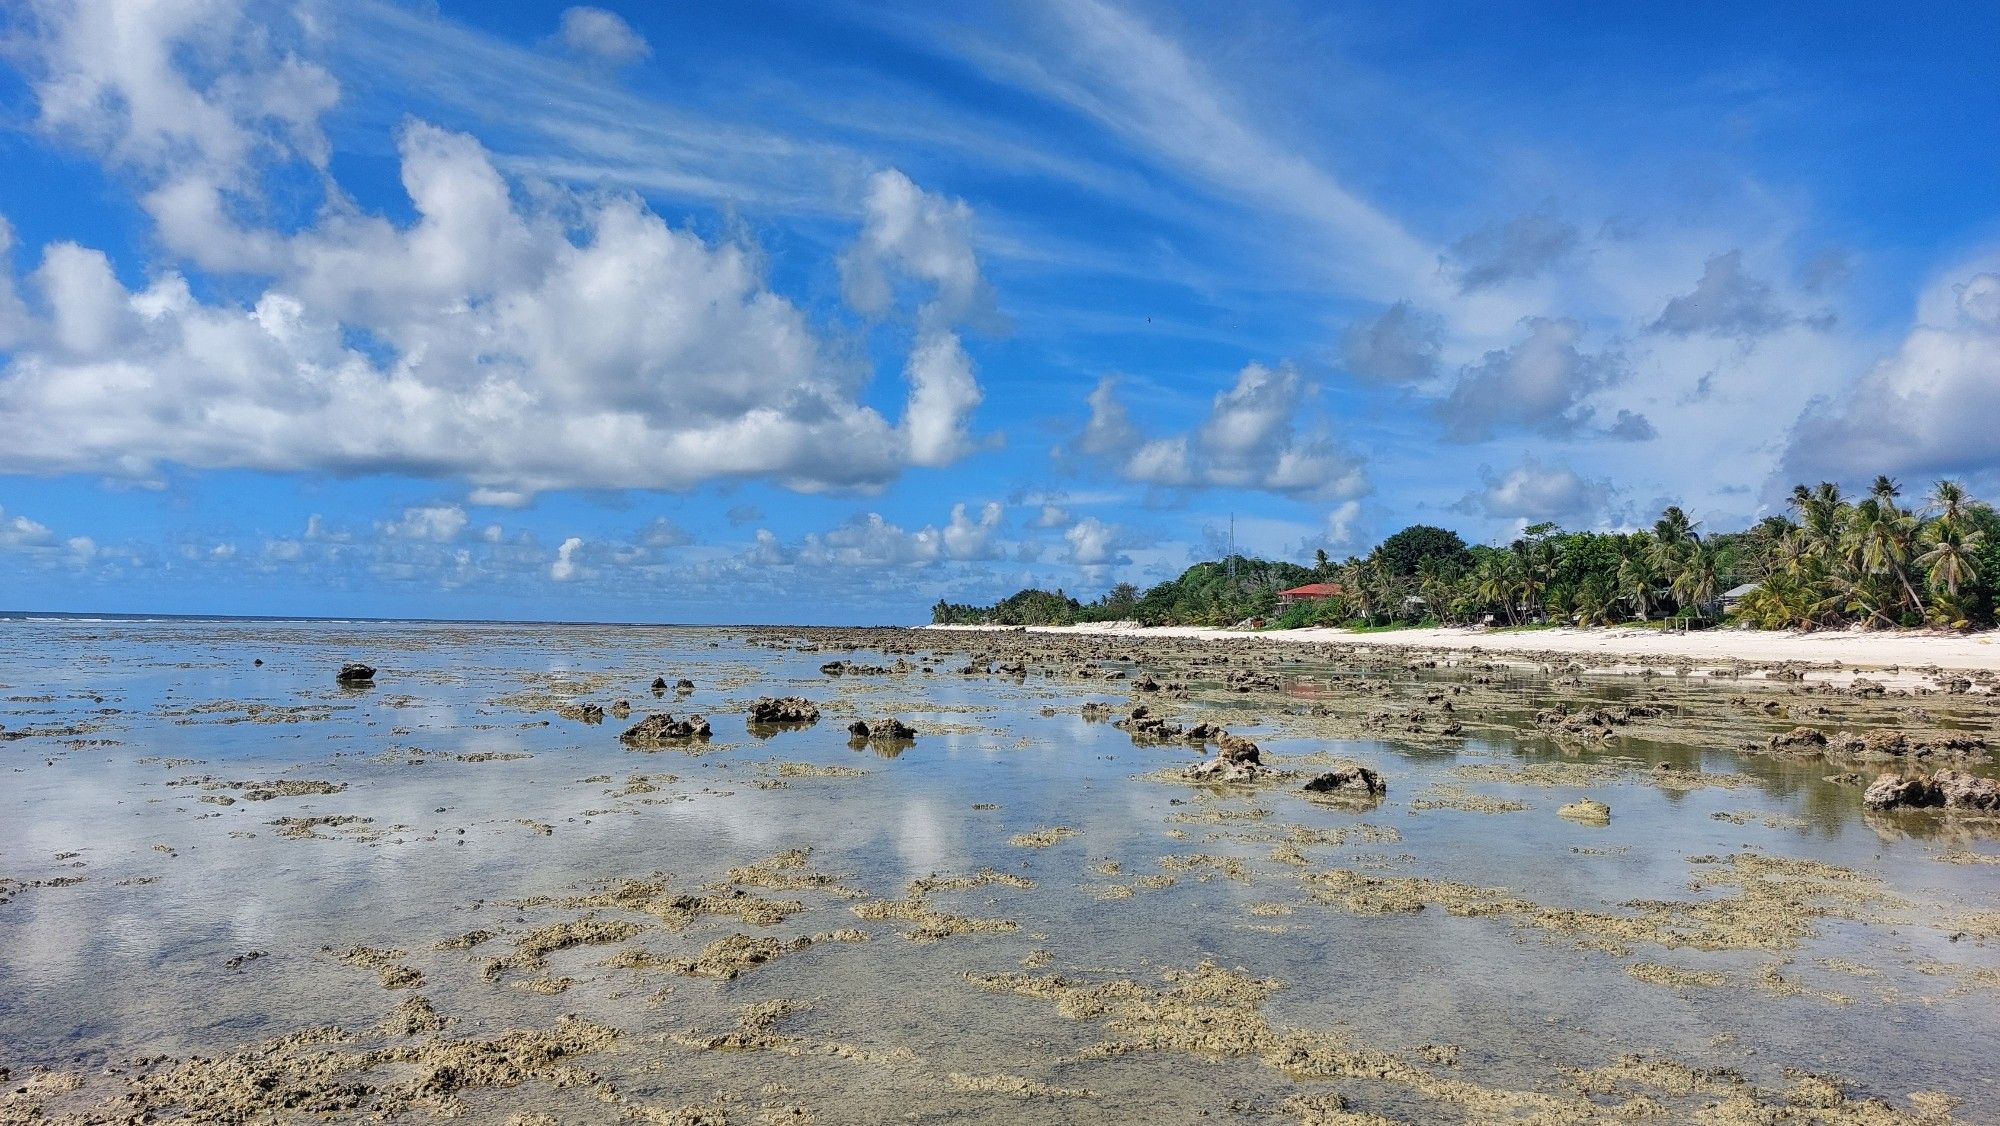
[1,0,1997,623]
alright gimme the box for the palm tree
[1511,541,1543,621]
[1475,556,1516,626]
[1672,541,1722,617]
[1848,494,1926,620]
[1928,479,1970,527]
[1918,522,1983,598]
[1616,538,1658,621]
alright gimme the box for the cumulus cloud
[0,502,112,569]
[1781,265,2000,483]
[1448,208,1578,291]
[1063,516,1127,566]
[635,517,695,549]
[1324,500,1363,549]
[1340,301,1441,384]
[941,502,1004,560]
[1437,318,1629,442]
[788,502,1007,569]
[0,506,56,550]
[840,169,992,325]
[1452,457,1613,525]
[838,170,995,468]
[19,0,337,274]
[0,12,986,499]
[1079,365,1369,502]
[381,505,469,543]
[555,7,650,65]
[1651,250,1819,338]
[901,329,984,467]
[1604,409,1657,442]
[550,536,583,581]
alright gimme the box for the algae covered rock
[1558,799,1612,825]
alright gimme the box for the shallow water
[2,621,1996,1123]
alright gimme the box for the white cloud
[1782,261,2000,484]
[382,504,469,543]
[550,536,583,581]
[941,502,1004,560]
[1453,457,1613,525]
[1341,301,1441,384]
[789,502,1007,569]
[555,7,650,65]
[901,329,985,467]
[21,0,337,273]
[468,488,533,508]
[841,169,993,325]
[1651,250,1818,338]
[635,516,694,549]
[0,12,988,500]
[1063,515,1126,566]
[981,0,1437,299]
[0,508,55,550]
[1448,208,1578,292]
[0,123,984,496]
[1324,500,1362,549]
[1437,318,1635,443]
[1079,364,1369,502]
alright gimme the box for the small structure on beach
[1720,583,1760,612]
[1277,582,1343,607]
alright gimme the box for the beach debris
[619,713,711,746]
[1558,799,1612,824]
[748,696,819,726]
[335,662,375,685]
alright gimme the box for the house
[1720,582,1760,612]
[1276,582,1343,606]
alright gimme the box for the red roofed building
[1276,582,1344,606]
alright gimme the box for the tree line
[930,477,1999,632]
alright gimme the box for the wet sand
[1,620,1995,1124]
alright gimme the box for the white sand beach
[929,622,2000,681]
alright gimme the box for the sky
[0,0,1997,623]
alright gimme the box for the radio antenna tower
[1227,513,1236,579]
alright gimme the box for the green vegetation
[931,477,2000,633]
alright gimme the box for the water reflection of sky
[0,621,1995,1107]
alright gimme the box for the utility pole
[1228,513,1236,579]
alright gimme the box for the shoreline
[925,622,2000,686]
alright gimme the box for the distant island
[933,477,1997,634]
